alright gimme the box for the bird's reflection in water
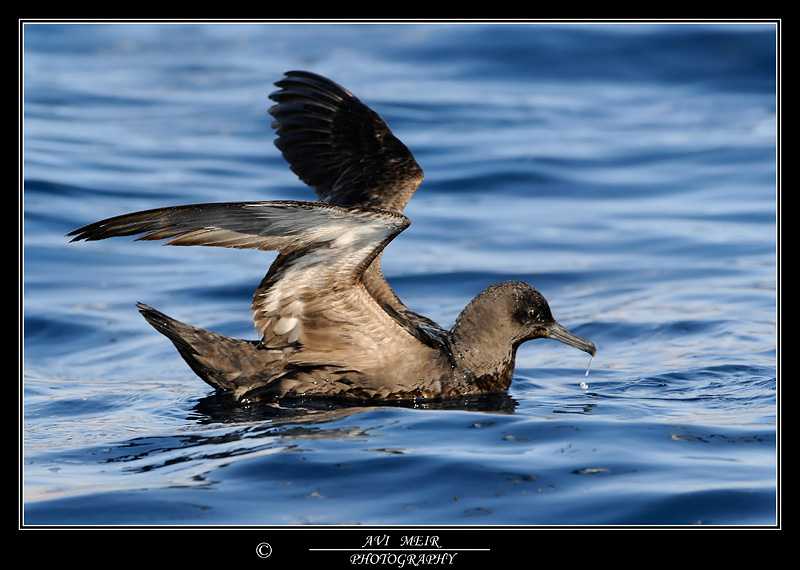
[110,392,524,480]
[190,390,519,425]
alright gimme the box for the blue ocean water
[22,21,778,536]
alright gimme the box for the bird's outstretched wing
[269,70,424,213]
[68,200,405,255]
[67,201,412,343]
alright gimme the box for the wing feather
[68,200,408,257]
[67,200,413,350]
[268,70,424,212]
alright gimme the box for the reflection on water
[190,391,520,424]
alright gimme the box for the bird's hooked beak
[545,322,596,357]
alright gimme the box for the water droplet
[585,356,594,376]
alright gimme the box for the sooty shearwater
[68,70,596,403]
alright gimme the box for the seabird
[68,70,596,403]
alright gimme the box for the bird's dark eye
[528,309,540,320]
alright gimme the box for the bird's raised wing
[268,70,424,213]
